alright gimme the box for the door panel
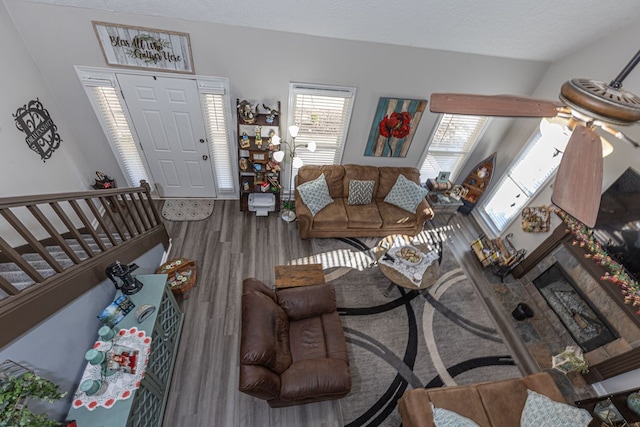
[118,74,216,198]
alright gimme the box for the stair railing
[0,180,169,348]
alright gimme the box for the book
[97,294,135,328]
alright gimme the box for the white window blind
[89,85,151,187]
[201,93,234,192]
[420,114,489,182]
[482,126,569,232]
[288,83,356,188]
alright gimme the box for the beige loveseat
[398,372,589,427]
[294,165,434,239]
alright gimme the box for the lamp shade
[306,141,317,152]
[271,134,281,145]
[288,125,299,138]
[273,150,285,162]
[292,156,304,168]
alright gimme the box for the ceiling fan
[430,49,640,228]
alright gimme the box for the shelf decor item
[628,391,640,416]
[156,258,196,297]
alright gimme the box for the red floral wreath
[379,111,412,139]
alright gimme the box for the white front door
[118,74,216,198]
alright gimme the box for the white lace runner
[72,326,151,410]
[379,237,439,286]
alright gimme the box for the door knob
[199,138,205,144]
[202,155,209,161]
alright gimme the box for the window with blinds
[419,114,489,182]
[88,85,151,187]
[481,127,569,232]
[201,92,234,193]
[288,83,356,188]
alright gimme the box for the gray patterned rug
[161,199,214,221]
[299,229,521,426]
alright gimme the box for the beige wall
[4,0,548,192]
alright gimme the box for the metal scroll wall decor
[13,98,62,162]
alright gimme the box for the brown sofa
[398,372,572,427]
[239,278,351,407]
[294,165,434,239]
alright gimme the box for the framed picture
[92,21,194,74]
[364,97,427,157]
[436,171,451,183]
[250,151,268,164]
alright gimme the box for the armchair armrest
[294,189,313,239]
[277,284,337,320]
[417,199,434,221]
[239,364,281,401]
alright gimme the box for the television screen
[593,167,640,282]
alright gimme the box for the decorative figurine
[237,100,258,124]
[255,126,263,149]
[262,104,279,124]
[240,131,250,148]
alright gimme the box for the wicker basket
[156,258,196,296]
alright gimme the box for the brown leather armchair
[239,278,351,407]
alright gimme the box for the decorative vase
[511,302,534,321]
[628,391,640,416]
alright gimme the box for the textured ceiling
[22,0,640,61]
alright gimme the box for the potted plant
[0,371,67,427]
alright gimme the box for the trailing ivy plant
[0,372,66,427]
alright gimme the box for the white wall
[3,0,549,191]
[0,1,93,197]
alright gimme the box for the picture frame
[436,171,451,183]
[364,97,427,157]
[250,151,268,164]
[92,21,194,74]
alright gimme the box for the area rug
[294,229,521,426]
[161,199,214,221]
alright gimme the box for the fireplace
[532,263,618,353]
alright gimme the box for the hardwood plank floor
[159,201,560,426]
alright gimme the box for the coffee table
[374,235,441,296]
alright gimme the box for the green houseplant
[0,371,66,427]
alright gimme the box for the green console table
[67,274,184,427]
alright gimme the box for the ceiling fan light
[601,137,614,158]
[539,117,570,146]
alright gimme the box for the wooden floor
[160,201,536,427]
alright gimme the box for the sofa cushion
[311,199,349,230]
[321,312,349,363]
[280,359,351,401]
[521,389,592,427]
[377,200,419,230]
[344,164,380,195]
[297,165,345,198]
[345,203,383,229]
[289,316,327,362]
[297,173,334,216]
[432,404,479,427]
[348,179,375,205]
[240,291,292,374]
[384,174,429,213]
[376,167,422,199]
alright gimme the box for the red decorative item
[379,111,412,139]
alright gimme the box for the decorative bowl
[395,246,423,265]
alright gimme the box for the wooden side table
[274,264,325,289]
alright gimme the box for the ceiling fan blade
[551,126,603,227]
[430,93,562,117]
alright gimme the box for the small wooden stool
[274,264,325,289]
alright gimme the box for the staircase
[0,181,169,347]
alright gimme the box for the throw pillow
[384,174,428,213]
[431,403,479,427]
[297,173,334,216]
[348,179,375,205]
[521,389,592,427]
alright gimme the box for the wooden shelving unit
[236,99,281,212]
[459,152,496,214]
